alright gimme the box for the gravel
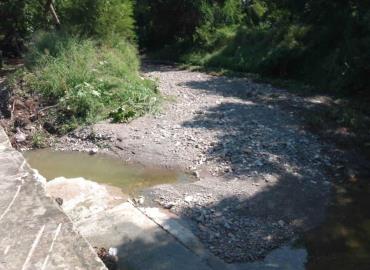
[56,64,333,263]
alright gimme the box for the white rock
[135,196,145,205]
[108,247,118,256]
[46,177,126,223]
[278,220,285,227]
[15,131,27,143]
[184,195,194,203]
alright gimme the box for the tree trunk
[45,0,61,28]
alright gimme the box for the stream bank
[45,64,342,263]
[3,63,370,269]
[0,127,107,270]
[56,64,369,268]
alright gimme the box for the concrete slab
[77,202,214,270]
[0,127,106,270]
[46,177,218,270]
[137,206,229,270]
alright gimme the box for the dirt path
[59,64,334,263]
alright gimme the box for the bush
[135,0,245,50]
[57,0,136,41]
[19,31,158,133]
[0,0,44,56]
[138,0,370,97]
[0,0,136,56]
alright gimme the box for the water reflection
[24,150,370,269]
[24,149,193,194]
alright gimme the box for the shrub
[57,0,136,41]
[135,0,245,50]
[19,31,158,133]
[0,0,136,56]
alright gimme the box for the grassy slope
[12,32,159,134]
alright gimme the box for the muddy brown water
[24,149,193,195]
[24,149,370,269]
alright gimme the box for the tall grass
[21,31,158,133]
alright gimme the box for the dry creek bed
[28,65,346,262]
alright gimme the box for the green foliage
[182,23,308,77]
[0,0,44,56]
[56,0,135,40]
[139,0,370,96]
[135,0,245,50]
[19,32,158,133]
[0,0,136,56]
[31,131,49,148]
[109,106,136,123]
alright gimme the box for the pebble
[14,130,27,143]
[49,66,335,264]
[184,195,194,203]
[108,247,118,256]
[89,148,99,155]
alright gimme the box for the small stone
[264,174,277,183]
[55,197,63,206]
[24,124,35,131]
[192,171,200,178]
[162,202,176,209]
[14,131,27,143]
[228,232,235,239]
[198,224,207,231]
[135,196,145,205]
[255,160,263,166]
[89,148,99,155]
[278,220,285,227]
[108,247,118,256]
[184,195,194,203]
[214,212,223,218]
[196,214,205,223]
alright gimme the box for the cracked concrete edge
[43,185,108,270]
[133,202,231,270]
[0,126,107,270]
[0,127,11,150]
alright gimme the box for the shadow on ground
[109,171,370,270]
[182,74,370,161]
[141,71,370,268]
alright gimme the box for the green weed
[18,31,159,133]
[31,131,48,148]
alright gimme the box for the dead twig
[29,104,58,119]
[10,99,15,121]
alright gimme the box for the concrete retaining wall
[0,127,106,270]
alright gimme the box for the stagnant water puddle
[24,149,370,269]
[24,149,193,194]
